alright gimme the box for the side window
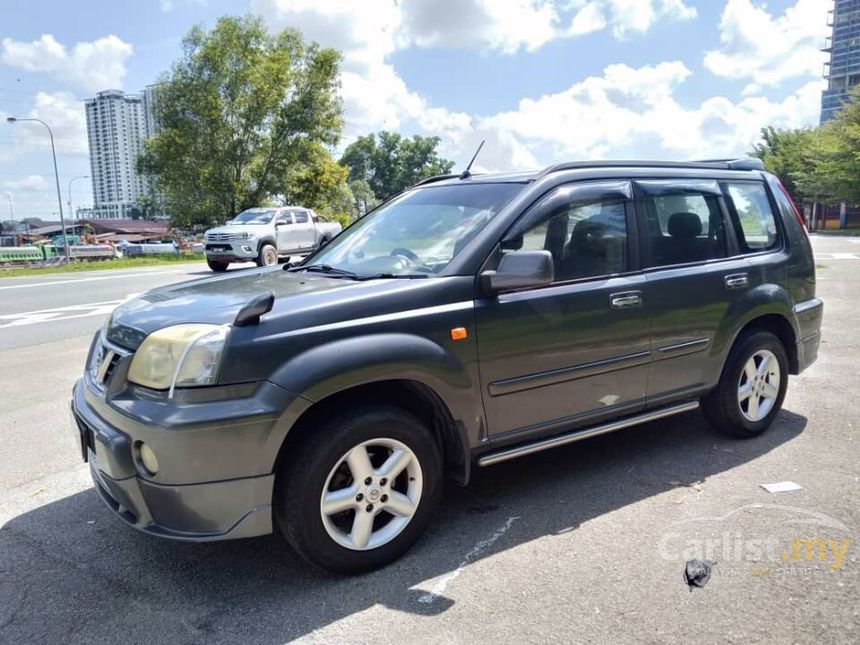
[511,189,629,282]
[276,211,292,225]
[723,182,780,252]
[637,183,727,267]
[293,210,309,224]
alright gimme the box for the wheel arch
[719,311,799,380]
[273,379,471,487]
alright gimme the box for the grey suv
[71,159,822,573]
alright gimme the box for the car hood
[107,266,446,350]
[205,223,270,235]
[107,267,356,348]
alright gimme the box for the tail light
[775,178,809,240]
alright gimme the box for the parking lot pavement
[1,236,859,644]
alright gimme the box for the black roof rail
[537,158,764,178]
[410,173,461,188]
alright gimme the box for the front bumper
[205,242,258,261]
[71,377,304,541]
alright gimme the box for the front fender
[269,333,473,404]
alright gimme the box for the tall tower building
[821,0,860,124]
[84,90,148,219]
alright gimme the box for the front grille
[206,232,240,242]
[89,338,129,389]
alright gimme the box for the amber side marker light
[450,327,468,341]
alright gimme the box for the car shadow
[0,409,807,643]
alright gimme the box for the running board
[477,400,700,467]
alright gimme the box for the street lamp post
[6,116,71,259]
[67,175,89,224]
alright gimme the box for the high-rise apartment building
[821,0,860,123]
[84,89,149,219]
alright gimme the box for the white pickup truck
[203,207,342,271]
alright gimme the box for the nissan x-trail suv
[72,158,822,573]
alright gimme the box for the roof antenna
[459,140,485,179]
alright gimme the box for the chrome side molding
[477,400,700,467]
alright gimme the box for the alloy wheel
[320,438,423,551]
[737,349,780,422]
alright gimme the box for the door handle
[610,291,643,310]
[725,273,749,289]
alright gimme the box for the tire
[206,259,228,272]
[256,243,278,267]
[317,236,331,250]
[701,330,789,438]
[275,406,443,573]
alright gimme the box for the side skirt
[476,400,700,467]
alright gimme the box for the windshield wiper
[287,263,359,279]
[356,273,429,280]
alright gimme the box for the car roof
[414,158,765,189]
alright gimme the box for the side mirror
[481,250,554,293]
[275,219,289,227]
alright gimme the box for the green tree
[340,131,454,199]
[807,86,860,204]
[751,126,818,205]
[138,16,343,228]
[282,144,352,220]
[348,178,379,218]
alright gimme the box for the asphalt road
[1,239,859,644]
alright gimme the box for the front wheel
[256,243,278,267]
[275,406,442,573]
[701,330,789,438]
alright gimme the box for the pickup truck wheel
[317,236,331,250]
[701,330,788,438]
[275,406,442,573]
[257,243,278,267]
[206,259,228,272]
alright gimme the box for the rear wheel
[256,243,278,267]
[206,259,228,272]
[701,330,788,438]
[275,406,442,573]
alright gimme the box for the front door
[476,180,652,441]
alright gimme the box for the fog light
[242,245,252,253]
[138,442,159,475]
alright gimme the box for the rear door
[635,179,750,405]
[476,180,652,441]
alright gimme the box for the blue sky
[0,0,831,219]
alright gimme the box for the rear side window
[637,182,727,267]
[293,210,309,223]
[723,182,780,252]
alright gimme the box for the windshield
[229,208,277,225]
[303,183,525,277]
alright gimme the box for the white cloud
[567,2,607,37]
[253,1,818,172]
[2,175,48,192]
[704,0,830,85]
[6,92,88,156]
[0,34,133,92]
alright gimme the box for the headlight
[238,231,255,240]
[127,324,229,395]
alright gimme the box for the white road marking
[0,268,190,291]
[815,253,860,260]
[0,294,140,328]
[417,516,520,604]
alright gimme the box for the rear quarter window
[724,182,780,252]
